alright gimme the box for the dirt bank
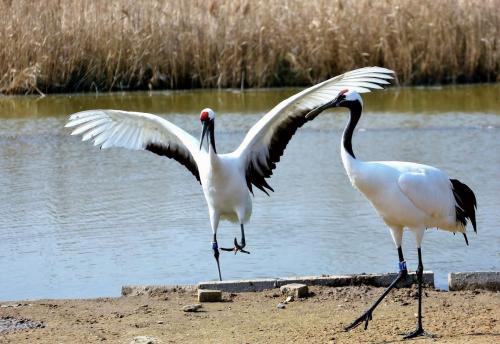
[0,285,498,343]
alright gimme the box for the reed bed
[0,0,498,94]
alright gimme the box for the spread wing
[65,110,202,182]
[234,66,394,195]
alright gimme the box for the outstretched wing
[66,110,202,182]
[234,66,394,195]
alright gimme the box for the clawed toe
[345,311,373,331]
[220,237,250,254]
[233,237,250,254]
[403,327,435,340]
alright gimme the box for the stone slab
[448,272,500,291]
[122,272,434,296]
[197,271,434,293]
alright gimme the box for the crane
[66,67,393,282]
[306,88,477,338]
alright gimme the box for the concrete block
[198,278,279,293]
[197,289,222,302]
[280,283,309,298]
[449,272,500,291]
[121,272,435,298]
[198,271,433,293]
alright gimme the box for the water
[0,85,499,301]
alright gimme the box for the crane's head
[199,108,217,153]
[335,89,363,107]
[305,89,363,120]
[200,108,216,122]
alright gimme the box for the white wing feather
[398,167,455,220]
[235,67,394,158]
[233,66,394,194]
[66,110,202,180]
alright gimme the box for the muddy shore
[1,285,498,343]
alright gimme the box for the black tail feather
[450,179,477,234]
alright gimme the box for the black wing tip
[450,178,478,234]
[264,184,275,195]
[255,180,274,196]
[463,233,469,246]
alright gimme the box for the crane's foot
[212,242,222,281]
[220,237,250,255]
[402,326,435,340]
[345,309,373,331]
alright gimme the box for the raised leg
[221,224,250,254]
[238,223,246,249]
[345,246,408,331]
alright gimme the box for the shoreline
[1,284,498,343]
[2,271,498,304]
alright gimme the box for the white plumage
[66,67,394,281]
[343,159,462,243]
[306,87,477,338]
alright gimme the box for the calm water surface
[0,85,499,300]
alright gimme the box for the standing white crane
[306,88,477,338]
[65,67,393,282]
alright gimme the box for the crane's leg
[209,212,223,281]
[403,247,433,339]
[212,233,222,281]
[235,223,249,253]
[221,224,250,255]
[345,246,408,331]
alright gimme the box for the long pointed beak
[305,96,340,120]
[199,121,209,150]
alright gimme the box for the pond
[0,84,499,300]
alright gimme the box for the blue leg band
[399,261,407,272]
[212,242,218,250]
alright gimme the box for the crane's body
[200,150,252,226]
[66,67,394,282]
[306,87,477,339]
[343,156,464,235]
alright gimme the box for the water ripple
[0,89,499,300]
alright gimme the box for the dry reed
[0,0,498,94]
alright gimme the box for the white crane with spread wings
[66,67,394,281]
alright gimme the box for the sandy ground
[0,285,498,344]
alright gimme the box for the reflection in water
[0,85,499,300]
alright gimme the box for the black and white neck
[208,121,217,154]
[341,99,363,159]
[337,92,365,184]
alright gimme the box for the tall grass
[0,0,498,94]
